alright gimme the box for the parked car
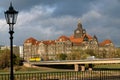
[87,56,95,60]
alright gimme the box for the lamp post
[4,2,18,80]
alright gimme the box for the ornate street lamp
[4,2,18,80]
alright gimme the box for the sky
[0,0,120,47]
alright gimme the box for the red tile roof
[99,39,112,46]
[42,40,55,45]
[24,37,38,45]
[57,35,70,41]
[69,34,93,43]
[25,33,113,47]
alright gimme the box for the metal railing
[0,70,120,80]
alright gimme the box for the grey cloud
[52,0,96,17]
[0,0,120,47]
[93,0,120,18]
[12,0,59,11]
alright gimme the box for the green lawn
[0,64,120,73]
[94,64,120,70]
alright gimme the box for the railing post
[80,64,85,71]
[88,64,93,71]
[74,64,80,71]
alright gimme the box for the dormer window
[83,29,86,34]
[83,35,88,41]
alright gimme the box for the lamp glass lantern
[5,3,18,26]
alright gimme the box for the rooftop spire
[78,18,82,24]
[77,18,82,29]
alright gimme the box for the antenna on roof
[78,18,82,24]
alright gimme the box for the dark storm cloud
[12,0,59,11]
[96,0,120,18]
[51,0,96,17]
[0,0,58,11]
[6,0,96,16]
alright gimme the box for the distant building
[19,46,24,58]
[23,21,115,61]
[0,45,23,58]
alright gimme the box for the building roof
[69,34,93,43]
[24,37,38,45]
[57,35,70,41]
[42,40,55,45]
[99,39,113,46]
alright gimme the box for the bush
[56,53,67,60]
[0,49,23,69]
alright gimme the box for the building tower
[74,21,84,38]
